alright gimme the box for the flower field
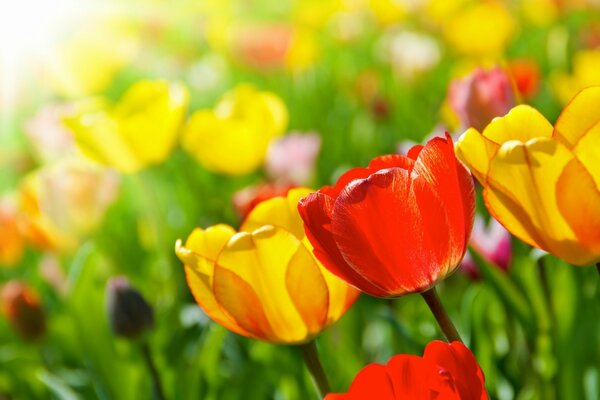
[1,0,600,399]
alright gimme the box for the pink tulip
[448,67,516,131]
[265,132,321,185]
[462,216,512,280]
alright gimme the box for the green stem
[421,286,463,343]
[299,340,331,399]
[596,263,600,279]
[141,342,166,400]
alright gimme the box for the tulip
[377,29,440,81]
[24,103,77,163]
[65,80,189,174]
[1,281,46,341]
[0,199,24,267]
[507,59,540,101]
[455,86,600,266]
[181,85,288,175]
[448,67,516,132]
[265,132,321,185]
[106,276,154,340]
[443,1,515,58]
[462,216,512,280]
[298,134,475,299]
[175,188,359,344]
[18,159,119,253]
[326,341,487,400]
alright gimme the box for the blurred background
[1,0,600,399]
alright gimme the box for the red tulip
[298,134,474,298]
[326,341,487,400]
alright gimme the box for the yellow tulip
[65,80,189,174]
[443,1,515,59]
[181,85,288,176]
[552,50,600,105]
[456,86,600,266]
[175,188,359,344]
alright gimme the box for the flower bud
[448,66,516,131]
[1,281,46,341]
[106,277,154,339]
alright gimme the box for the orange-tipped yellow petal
[482,105,553,144]
[485,138,585,261]
[214,226,328,344]
[455,128,499,183]
[175,225,251,336]
[555,159,600,265]
[554,86,600,148]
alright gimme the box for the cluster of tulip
[1,0,600,399]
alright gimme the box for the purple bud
[106,276,154,339]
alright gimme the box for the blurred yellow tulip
[18,160,120,253]
[443,1,515,59]
[456,86,600,266]
[66,80,189,174]
[176,188,359,344]
[181,85,288,175]
[552,50,600,105]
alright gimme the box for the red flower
[327,341,487,400]
[298,134,474,297]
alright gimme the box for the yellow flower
[66,80,189,174]
[367,0,407,26]
[456,86,600,266]
[552,50,600,105]
[443,1,515,59]
[175,188,359,344]
[181,85,288,175]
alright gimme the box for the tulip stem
[141,342,166,400]
[421,286,463,343]
[596,263,600,279]
[299,340,331,399]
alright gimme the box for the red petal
[331,168,449,296]
[325,364,396,399]
[413,134,475,270]
[387,355,460,399]
[424,341,488,400]
[298,192,389,297]
[407,144,424,160]
[321,167,373,198]
[368,154,415,171]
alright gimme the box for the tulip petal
[214,227,320,343]
[321,167,374,199]
[485,138,586,262]
[455,128,499,183]
[332,168,451,296]
[241,188,313,240]
[553,86,600,149]
[285,242,329,335]
[556,159,600,265]
[368,154,415,171]
[298,192,389,297]
[176,226,252,337]
[569,121,600,189]
[423,341,487,400]
[481,105,553,144]
[325,364,395,400]
[413,134,475,271]
[387,355,460,399]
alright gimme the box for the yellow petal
[182,110,269,175]
[553,86,600,149]
[455,127,499,183]
[556,159,600,265]
[485,138,583,260]
[175,226,250,337]
[571,121,600,188]
[482,105,553,144]
[214,226,325,343]
[241,187,314,239]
